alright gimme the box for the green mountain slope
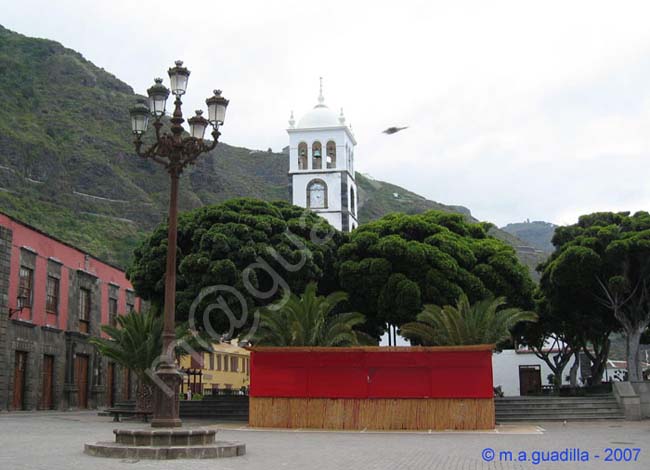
[500,220,557,253]
[0,25,538,275]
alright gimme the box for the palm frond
[400,295,538,346]
[249,282,369,347]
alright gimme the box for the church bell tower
[287,80,358,232]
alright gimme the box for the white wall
[292,172,343,212]
[492,350,572,396]
[287,124,357,232]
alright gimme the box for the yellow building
[179,340,250,396]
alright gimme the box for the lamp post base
[150,366,183,428]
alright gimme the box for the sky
[3,0,650,227]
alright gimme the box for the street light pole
[129,61,229,428]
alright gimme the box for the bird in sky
[382,126,408,135]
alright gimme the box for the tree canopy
[535,211,650,381]
[337,211,535,340]
[128,198,344,336]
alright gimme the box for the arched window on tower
[350,186,356,216]
[312,142,322,169]
[326,141,336,169]
[307,179,327,209]
[298,142,308,170]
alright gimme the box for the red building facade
[0,212,142,411]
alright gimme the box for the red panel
[253,352,313,368]
[250,349,494,399]
[365,351,430,368]
[368,367,431,398]
[308,367,367,398]
[250,366,308,397]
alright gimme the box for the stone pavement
[0,411,649,469]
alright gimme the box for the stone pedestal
[84,428,245,460]
[151,366,182,428]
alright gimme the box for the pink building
[0,212,142,411]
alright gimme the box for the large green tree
[128,198,344,336]
[517,292,580,389]
[537,211,650,382]
[337,211,535,340]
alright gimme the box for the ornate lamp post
[129,61,229,427]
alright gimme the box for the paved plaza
[0,412,649,469]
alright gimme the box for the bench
[105,401,152,422]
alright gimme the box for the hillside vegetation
[0,25,538,274]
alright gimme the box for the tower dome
[296,78,341,128]
[297,106,340,128]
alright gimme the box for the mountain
[0,25,538,275]
[500,220,557,253]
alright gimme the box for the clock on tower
[287,79,358,232]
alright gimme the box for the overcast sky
[4,0,650,226]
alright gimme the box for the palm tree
[90,310,205,411]
[250,282,371,346]
[400,294,537,346]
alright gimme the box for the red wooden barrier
[250,345,494,399]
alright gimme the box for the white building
[492,349,570,396]
[287,81,358,232]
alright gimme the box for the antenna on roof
[318,76,324,104]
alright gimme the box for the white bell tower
[287,79,358,232]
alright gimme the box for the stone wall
[5,320,66,410]
[0,225,13,410]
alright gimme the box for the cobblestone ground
[0,412,649,469]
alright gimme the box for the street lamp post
[129,60,229,428]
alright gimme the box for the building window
[79,288,91,334]
[18,267,34,309]
[209,354,214,370]
[312,141,322,169]
[298,142,308,170]
[216,354,222,371]
[46,276,59,314]
[231,356,239,372]
[190,353,204,369]
[126,302,134,313]
[307,179,327,209]
[326,141,336,168]
[224,355,229,372]
[350,187,356,216]
[108,298,118,327]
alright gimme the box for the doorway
[41,355,54,409]
[75,354,89,409]
[519,365,542,395]
[13,351,27,410]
